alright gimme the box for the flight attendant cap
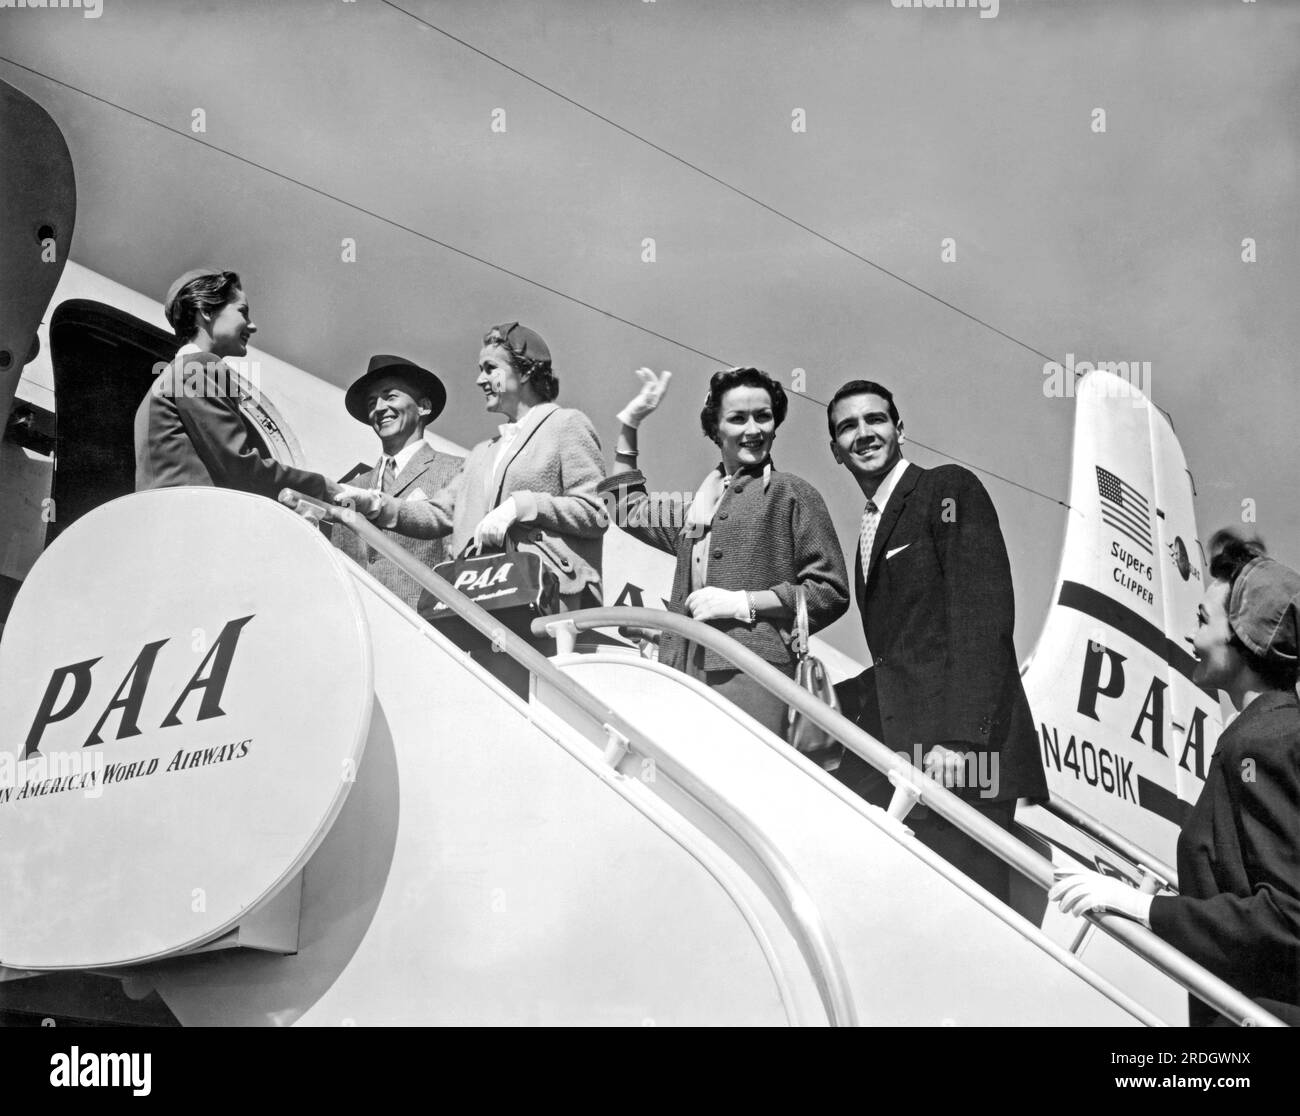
[1228,556,1300,667]
[163,267,224,319]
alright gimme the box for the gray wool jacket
[599,461,849,673]
[374,403,608,601]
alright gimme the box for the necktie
[380,457,398,494]
[859,498,880,578]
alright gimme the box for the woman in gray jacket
[600,366,848,735]
[344,322,608,608]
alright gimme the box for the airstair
[0,487,1281,1027]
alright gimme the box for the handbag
[418,535,559,644]
[786,586,843,772]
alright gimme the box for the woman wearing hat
[1051,540,1300,1025]
[344,322,607,608]
[597,366,848,736]
[136,268,344,501]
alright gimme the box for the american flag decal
[1096,465,1152,554]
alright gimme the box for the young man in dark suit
[330,355,462,609]
[827,380,1047,903]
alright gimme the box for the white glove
[1049,870,1153,927]
[685,587,752,623]
[334,484,383,520]
[472,497,519,549]
[616,367,673,429]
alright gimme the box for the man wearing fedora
[330,355,463,609]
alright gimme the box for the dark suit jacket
[599,462,849,673]
[1149,689,1300,1027]
[329,442,464,609]
[838,462,1047,806]
[134,349,329,500]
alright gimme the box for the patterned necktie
[380,457,398,494]
[859,498,880,578]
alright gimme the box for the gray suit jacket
[330,441,464,609]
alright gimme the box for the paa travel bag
[418,537,559,644]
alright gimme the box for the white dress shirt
[869,456,909,518]
[374,439,425,490]
[491,422,521,481]
[859,457,909,578]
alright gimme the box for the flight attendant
[1052,542,1300,1026]
[135,268,343,501]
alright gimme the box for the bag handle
[459,534,519,561]
[793,585,810,660]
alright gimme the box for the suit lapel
[492,403,558,507]
[357,445,435,559]
[866,463,921,591]
[392,442,435,497]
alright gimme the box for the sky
[3,0,1298,663]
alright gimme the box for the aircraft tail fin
[1021,369,1220,867]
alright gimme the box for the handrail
[1038,795,1179,891]
[533,606,1287,1029]
[281,491,858,1027]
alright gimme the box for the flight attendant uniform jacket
[134,347,330,500]
[598,462,849,674]
[1148,688,1300,1026]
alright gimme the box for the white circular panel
[0,488,372,968]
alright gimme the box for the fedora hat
[345,355,447,425]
